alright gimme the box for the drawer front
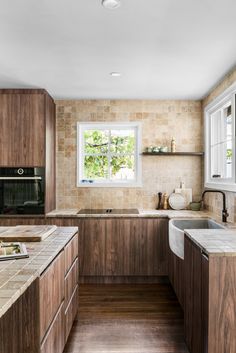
[65,258,79,309]
[40,250,64,341]
[65,233,78,274]
[40,303,64,353]
[65,285,79,342]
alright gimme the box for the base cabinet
[0,280,39,353]
[184,236,205,353]
[40,303,64,353]
[39,233,79,353]
[78,218,168,282]
[184,234,236,353]
[168,246,184,308]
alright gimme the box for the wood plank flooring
[63,284,189,353]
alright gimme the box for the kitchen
[0,0,236,352]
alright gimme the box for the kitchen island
[0,226,78,353]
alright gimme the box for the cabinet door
[65,285,79,342]
[0,93,45,166]
[40,303,64,353]
[184,236,204,353]
[78,219,106,276]
[105,218,168,276]
[39,250,64,340]
[168,246,184,308]
[79,218,168,277]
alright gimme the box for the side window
[205,84,236,191]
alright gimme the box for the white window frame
[77,122,142,187]
[204,81,236,191]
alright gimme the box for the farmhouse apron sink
[169,218,225,260]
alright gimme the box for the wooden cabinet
[184,234,236,353]
[39,233,79,353]
[0,91,45,166]
[168,246,184,308]
[65,285,79,342]
[78,218,168,281]
[40,303,64,353]
[65,258,79,308]
[39,250,64,340]
[0,89,56,213]
[184,236,204,353]
[0,280,39,353]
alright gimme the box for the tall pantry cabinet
[0,89,56,213]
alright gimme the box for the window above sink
[77,122,142,187]
[204,82,236,191]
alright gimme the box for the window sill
[77,181,143,188]
[205,181,236,192]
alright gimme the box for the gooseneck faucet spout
[201,190,229,223]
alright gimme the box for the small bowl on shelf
[190,201,201,211]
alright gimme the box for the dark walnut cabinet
[0,217,169,283]
[184,234,236,353]
[168,247,184,308]
[0,89,56,213]
[78,218,169,282]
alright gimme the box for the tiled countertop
[185,229,236,257]
[46,208,213,219]
[0,226,78,318]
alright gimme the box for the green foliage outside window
[83,129,135,180]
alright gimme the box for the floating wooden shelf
[142,152,204,156]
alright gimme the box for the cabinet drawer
[65,285,79,342]
[40,302,64,353]
[65,233,78,274]
[40,250,64,341]
[65,258,79,309]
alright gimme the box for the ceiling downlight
[110,72,121,77]
[102,0,121,10]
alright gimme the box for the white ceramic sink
[169,218,225,260]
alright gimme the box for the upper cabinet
[205,82,236,191]
[0,89,54,167]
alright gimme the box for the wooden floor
[63,284,189,353]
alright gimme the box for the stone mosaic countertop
[185,229,236,256]
[0,226,78,318]
[46,208,213,219]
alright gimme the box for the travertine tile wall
[56,100,203,209]
[202,66,236,222]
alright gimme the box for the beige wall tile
[55,99,203,210]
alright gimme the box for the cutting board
[175,188,192,208]
[0,225,57,242]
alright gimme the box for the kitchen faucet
[201,189,229,223]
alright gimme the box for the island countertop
[0,226,78,318]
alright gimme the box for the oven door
[0,176,45,215]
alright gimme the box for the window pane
[84,156,108,179]
[210,102,233,179]
[111,156,135,180]
[84,130,109,154]
[110,129,135,154]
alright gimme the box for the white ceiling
[0,0,235,100]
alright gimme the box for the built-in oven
[0,167,45,215]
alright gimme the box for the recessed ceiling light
[110,72,121,77]
[102,0,121,10]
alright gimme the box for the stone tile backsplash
[55,100,203,210]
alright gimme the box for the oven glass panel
[0,168,45,215]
